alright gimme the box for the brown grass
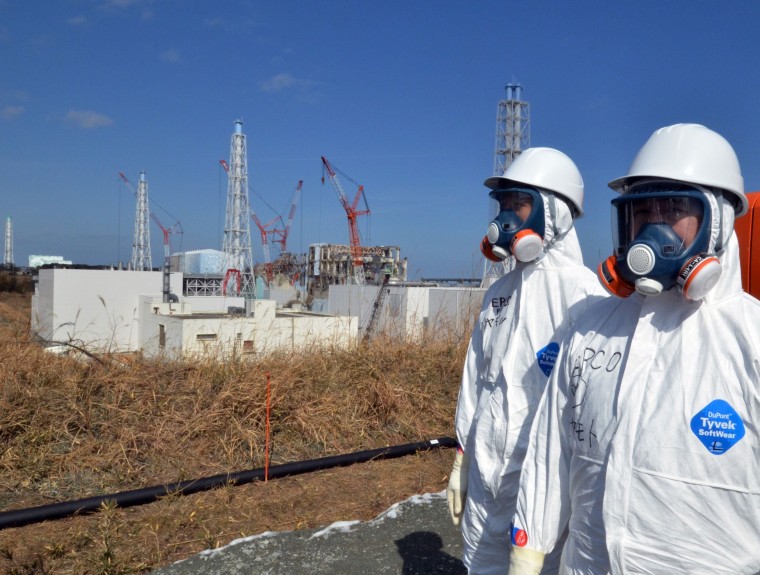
[0,292,466,574]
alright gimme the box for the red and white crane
[320,156,370,285]
[272,180,302,253]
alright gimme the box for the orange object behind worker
[734,191,760,298]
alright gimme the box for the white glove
[508,546,545,575]
[446,448,469,526]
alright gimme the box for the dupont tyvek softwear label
[536,342,560,377]
[690,399,746,455]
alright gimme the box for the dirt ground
[0,448,457,573]
[0,286,465,574]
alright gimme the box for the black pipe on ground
[0,436,458,530]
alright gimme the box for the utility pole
[131,172,152,270]
[222,120,255,297]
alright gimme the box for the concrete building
[28,255,72,268]
[33,269,184,351]
[32,268,356,359]
[31,269,484,360]
[140,298,355,360]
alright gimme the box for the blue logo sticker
[690,399,745,455]
[536,342,559,377]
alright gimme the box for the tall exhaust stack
[483,81,531,285]
[131,171,152,271]
[222,120,254,297]
[4,217,12,267]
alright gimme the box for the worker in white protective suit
[447,147,607,575]
[509,123,760,575]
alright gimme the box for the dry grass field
[0,282,467,574]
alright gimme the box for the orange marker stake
[265,371,271,482]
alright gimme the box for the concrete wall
[427,287,485,341]
[327,284,485,341]
[32,269,183,352]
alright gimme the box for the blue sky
[2,1,760,279]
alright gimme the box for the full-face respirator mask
[483,187,545,263]
[597,184,722,300]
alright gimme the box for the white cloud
[98,0,153,19]
[202,16,258,32]
[101,0,141,8]
[160,48,181,63]
[65,110,114,129]
[260,73,298,93]
[2,105,24,120]
[67,15,87,26]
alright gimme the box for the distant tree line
[0,271,34,293]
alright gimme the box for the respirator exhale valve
[626,244,663,295]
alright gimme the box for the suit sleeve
[454,316,484,452]
[510,329,574,555]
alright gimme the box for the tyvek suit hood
[538,190,576,253]
[455,193,606,574]
[512,211,760,573]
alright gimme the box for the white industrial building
[31,269,484,359]
[28,255,72,268]
[139,297,355,360]
[32,269,356,359]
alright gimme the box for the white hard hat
[485,147,585,217]
[608,123,747,216]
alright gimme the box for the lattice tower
[222,120,255,297]
[4,217,12,266]
[483,82,530,285]
[131,172,152,270]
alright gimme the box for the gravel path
[150,491,466,575]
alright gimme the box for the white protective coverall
[511,194,760,574]
[455,193,607,574]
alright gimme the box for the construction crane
[250,212,283,285]
[151,212,183,302]
[272,180,302,253]
[118,172,183,302]
[320,156,370,285]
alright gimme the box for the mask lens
[614,192,705,254]
[495,191,534,222]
